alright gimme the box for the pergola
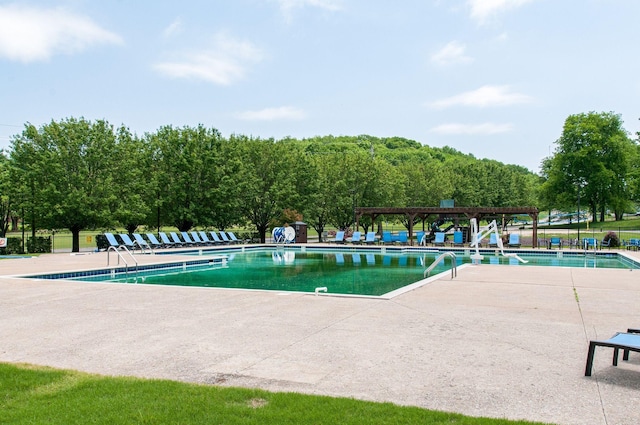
[355,206,540,247]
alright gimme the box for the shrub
[603,231,620,247]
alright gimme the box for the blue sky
[1,0,639,172]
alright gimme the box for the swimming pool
[25,247,640,298]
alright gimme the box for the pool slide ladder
[107,245,139,275]
[469,218,528,264]
[424,251,457,279]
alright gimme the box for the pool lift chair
[469,219,527,265]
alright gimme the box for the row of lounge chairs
[329,230,523,248]
[104,230,243,251]
[331,231,377,244]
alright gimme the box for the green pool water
[69,249,639,297]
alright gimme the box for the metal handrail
[424,252,457,279]
[107,245,139,274]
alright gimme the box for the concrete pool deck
[1,247,639,425]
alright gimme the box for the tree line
[1,112,637,252]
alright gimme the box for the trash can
[293,221,307,243]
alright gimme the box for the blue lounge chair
[585,332,640,376]
[170,232,187,246]
[228,231,242,244]
[397,231,408,245]
[583,238,598,250]
[189,231,206,245]
[146,233,165,248]
[350,231,362,244]
[364,231,376,244]
[209,231,226,244]
[180,231,197,246]
[507,233,521,248]
[382,231,393,245]
[488,233,498,248]
[433,232,445,246]
[416,231,426,246]
[132,233,152,250]
[453,230,464,246]
[198,231,216,245]
[104,232,121,249]
[158,232,177,247]
[333,231,345,244]
[118,234,138,250]
[548,237,562,249]
[219,231,232,244]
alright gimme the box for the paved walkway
[1,248,639,425]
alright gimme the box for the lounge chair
[415,231,426,246]
[350,231,362,244]
[397,231,408,245]
[585,332,640,376]
[198,231,216,245]
[180,231,197,246]
[219,231,232,244]
[507,234,521,248]
[452,230,464,247]
[583,238,598,250]
[189,231,205,245]
[132,233,152,251]
[433,232,445,247]
[333,231,345,244]
[170,232,187,246]
[104,233,121,249]
[364,231,376,244]
[118,234,138,250]
[488,233,498,248]
[209,231,226,244]
[158,232,177,247]
[227,231,242,244]
[548,237,562,249]
[146,233,165,248]
[382,231,393,245]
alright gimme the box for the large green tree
[541,112,634,222]
[236,136,301,243]
[0,153,13,237]
[10,118,120,251]
[146,125,224,231]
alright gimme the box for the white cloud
[236,106,307,121]
[430,122,514,135]
[163,18,183,38]
[428,85,533,109]
[0,4,122,63]
[467,0,535,24]
[275,0,343,21]
[154,33,263,85]
[431,41,473,66]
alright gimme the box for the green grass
[0,363,551,425]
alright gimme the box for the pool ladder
[107,245,139,275]
[424,252,457,279]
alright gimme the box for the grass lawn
[0,363,551,425]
